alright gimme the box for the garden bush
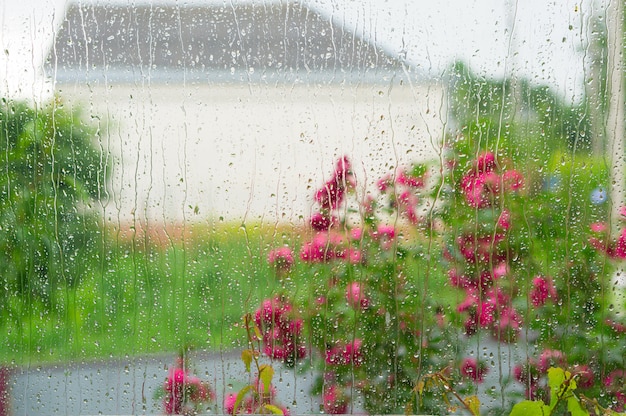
[243,143,625,415]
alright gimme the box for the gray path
[10,352,317,415]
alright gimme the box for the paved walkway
[10,351,317,415]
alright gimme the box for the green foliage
[0,97,106,310]
[447,61,593,159]
[510,367,625,416]
[229,314,287,415]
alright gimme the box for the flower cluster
[322,384,349,414]
[248,149,625,414]
[267,247,294,273]
[261,157,433,413]
[224,377,290,415]
[377,165,428,224]
[312,156,355,229]
[325,338,363,366]
[446,152,527,343]
[603,369,626,412]
[162,356,214,415]
[254,296,306,365]
[589,207,626,259]
[460,151,524,209]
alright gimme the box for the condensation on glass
[1,0,624,414]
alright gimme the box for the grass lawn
[1,221,301,365]
[1,220,451,367]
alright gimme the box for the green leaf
[547,367,567,409]
[463,395,481,416]
[567,396,589,416]
[259,364,274,394]
[509,400,551,416]
[411,163,427,178]
[253,325,263,341]
[263,404,285,415]
[232,385,253,416]
[241,349,253,373]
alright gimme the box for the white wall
[57,80,446,226]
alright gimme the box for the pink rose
[267,246,294,271]
[460,357,488,382]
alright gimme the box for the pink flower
[267,247,294,272]
[350,227,363,241]
[604,369,626,410]
[461,172,495,208]
[493,307,522,342]
[502,169,524,191]
[254,298,286,328]
[448,269,472,289]
[163,364,214,415]
[492,262,509,279]
[376,173,393,192]
[477,299,497,328]
[325,339,363,367]
[374,224,395,239]
[606,318,626,334]
[457,289,478,313]
[255,297,306,363]
[300,232,345,263]
[224,393,237,414]
[396,168,425,188]
[373,224,396,250]
[590,227,626,259]
[346,282,369,308]
[456,233,495,264]
[314,157,354,210]
[322,385,348,415]
[345,248,364,265]
[334,155,352,181]
[603,369,625,389]
[310,212,336,231]
[530,276,558,307]
[474,151,496,173]
[497,210,511,230]
[398,190,420,224]
[573,365,594,389]
[344,339,363,367]
[325,345,344,365]
[464,315,478,336]
[163,368,187,414]
[537,349,566,373]
[615,229,626,258]
[460,357,488,382]
[590,222,608,233]
[485,287,510,308]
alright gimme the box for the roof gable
[47,1,407,83]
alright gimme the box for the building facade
[47,1,445,225]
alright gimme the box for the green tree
[446,61,593,162]
[0,98,107,313]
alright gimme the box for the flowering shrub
[160,353,215,415]
[244,138,625,414]
[227,314,293,415]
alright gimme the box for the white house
[46,1,446,227]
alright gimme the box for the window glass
[1,0,624,414]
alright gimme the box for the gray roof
[46,1,410,84]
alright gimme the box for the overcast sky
[0,0,597,102]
